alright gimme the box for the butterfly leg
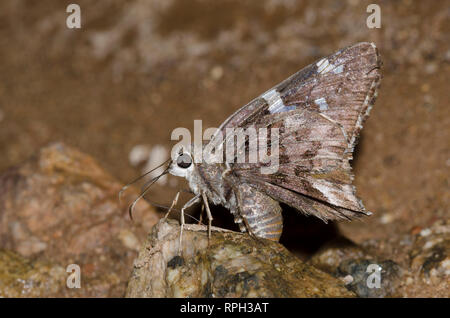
[198,204,204,225]
[178,194,201,255]
[163,191,180,220]
[201,192,213,242]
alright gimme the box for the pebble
[380,213,395,224]
[142,145,169,185]
[129,144,151,167]
[406,277,414,285]
[420,228,431,237]
[424,62,437,74]
[128,144,169,185]
[210,66,223,80]
[342,275,354,285]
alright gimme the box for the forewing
[212,42,381,220]
[276,42,381,152]
[215,42,380,147]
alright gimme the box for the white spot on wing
[314,97,328,111]
[314,182,341,206]
[333,65,344,74]
[317,58,343,74]
[262,89,284,113]
[316,58,330,73]
[262,89,295,114]
[314,181,354,208]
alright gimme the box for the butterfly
[126,42,381,244]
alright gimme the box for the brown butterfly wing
[210,42,381,221]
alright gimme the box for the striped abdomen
[236,184,283,241]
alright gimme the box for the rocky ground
[0,1,448,297]
[0,143,160,297]
[126,219,355,297]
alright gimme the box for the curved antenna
[120,157,201,224]
[128,167,169,220]
[133,198,201,224]
[119,158,171,202]
[184,213,201,223]
[145,200,180,212]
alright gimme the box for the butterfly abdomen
[243,210,283,241]
[237,184,283,241]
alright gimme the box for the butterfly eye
[176,154,192,169]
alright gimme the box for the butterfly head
[169,149,194,178]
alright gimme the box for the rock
[309,237,403,297]
[0,142,160,297]
[0,249,66,297]
[309,237,370,274]
[408,219,449,296]
[313,219,450,298]
[126,219,355,298]
[337,259,402,298]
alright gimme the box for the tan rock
[126,219,355,298]
[0,249,66,297]
[0,142,160,297]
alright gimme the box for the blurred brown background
[0,0,448,276]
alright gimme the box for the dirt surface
[0,1,448,297]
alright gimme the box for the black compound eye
[176,154,192,169]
